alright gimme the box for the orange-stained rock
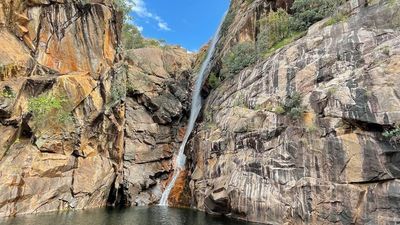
[0,30,32,81]
[167,170,191,208]
[0,0,125,217]
[121,46,193,206]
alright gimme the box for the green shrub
[256,9,306,59]
[28,93,73,130]
[222,42,256,77]
[122,24,145,49]
[208,73,221,89]
[122,23,165,50]
[324,11,350,27]
[291,0,344,30]
[382,127,400,139]
[0,87,15,99]
[273,105,286,114]
[261,9,291,48]
[284,92,305,120]
[113,0,133,21]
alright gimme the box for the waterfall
[159,12,227,206]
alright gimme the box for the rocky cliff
[0,0,125,216]
[0,0,196,216]
[116,47,194,206]
[1,0,400,224]
[188,0,400,224]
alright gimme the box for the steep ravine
[0,0,197,215]
[186,0,400,224]
[1,0,400,224]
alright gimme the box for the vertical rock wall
[0,0,125,216]
[118,47,194,206]
[188,0,400,224]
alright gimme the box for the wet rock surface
[188,1,400,224]
[119,47,194,206]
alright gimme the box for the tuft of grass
[324,12,349,27]
[273,105,286,114]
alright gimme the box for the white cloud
[137,25,144,32]
[157,22,171,31]
[131,0,171,31]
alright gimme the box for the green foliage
[306,124,318,133]
[261,9,292,48]
[259,31,306,59]
[114,0,131,16]
[256,8,306,59]
[0,87,15,99]
[126,72,151,93]
[324,11,350,27]
[291,0,344,30]
[28,93,73,130]
[383,126,400,145]
[273,105,286,114]
[122,23,165,50]
[208,73,221,89]
[284,92,305,120]
[245,0,255,5]
[383,127,400,139]
[122,23,145,49]
[222,42,256,77]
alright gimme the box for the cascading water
[159,12,227,206]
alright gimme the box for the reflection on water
[0,207,259,225]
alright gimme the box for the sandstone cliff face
[114,47,194,206]
[188,0,400,224]
[0,0,125,216]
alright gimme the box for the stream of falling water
[159,12,227,206]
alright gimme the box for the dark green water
[0,207,260,225]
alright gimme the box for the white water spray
[159,12,227,206]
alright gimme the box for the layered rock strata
[0,0,125,216]
[188,0,400,224]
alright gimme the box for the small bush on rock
[291,0,344,30]
[208,73,221,89]
[28,93,73,131]
[0,87,15,99]
[284,92,305,120]
[222,42,256,77]
[383,127,400,144]
[256,9,305,59]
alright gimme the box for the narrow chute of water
[159,12,227,206]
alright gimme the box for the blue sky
[130,0,230,52]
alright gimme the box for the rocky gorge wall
[116,47,194,206]
[0,0,196,216]
[0,0,125,216]
[187,0,400,224]
[1,0,400,224]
